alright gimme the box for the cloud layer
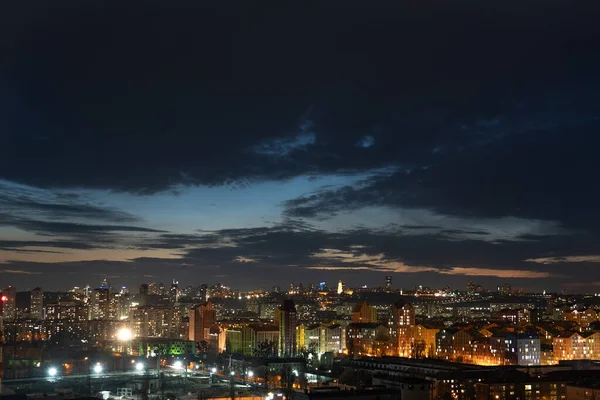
[0,2,599,290]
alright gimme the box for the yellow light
[116,327,133,341]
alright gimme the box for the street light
[135,362,144,372]
[173,360,183,370]
[116,327,133,341]
[48,367,58,377]
[93,363,103,374]
[211,367,217,374]
[247,370,254,377]
[230,371,235,376]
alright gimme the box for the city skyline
[2,3,600,291]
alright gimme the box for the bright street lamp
[48,367,58,377]
[230,371,235,376]
[247,370,254,377]
[93,363,103,374]
[135,362,144,372]
[116,327,133,341]
[173,360,183,370]
[211,367,217,374]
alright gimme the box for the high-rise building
[139,284,149,306]
[45,301,88,321]
[385,276,392,291]
[275,300,297,357]
[390,299,415,357]
[148,282,159,295]
[131,305,186,339]
[30,287,43,320]
[352,302,377,323]
[467,281,477,295]
[169,280,179,303]
[89,288,110,320]
[109,292,126,320]
[499,283,512,296]
[199,284,208,302]
[337,280,344,295]
[2,286,16,320]
[517,334,541,366]
[188,301,216,343]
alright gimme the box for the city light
[116,327,133,341]
[135,362,144,371]
[48,367,58,377]
[173,360,183,369]
[93,363,103,374]
[247,370,254,377]
[230,371,235,376]
[211,367,217,374]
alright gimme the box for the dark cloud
[4,224,597,291]
[0,213,166,236]
[0,240,99,251]
[1,3,599,193]
[0,2,600,290]
[283,117,600,232]
[0,194,138,223]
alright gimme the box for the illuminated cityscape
[2,1,600,399]
[1,279,600,399]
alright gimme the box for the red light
[1,295,7,302]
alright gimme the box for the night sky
[1,2,600,291]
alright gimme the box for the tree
[338,368,358,386]
[254,340,277,357]
[414,340,426,359]
[299,344,319,369]
[198,340,211,355]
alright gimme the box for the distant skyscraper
[2,286,16,320]
[109,292,125,320]
[189,301,216,343]
[30,287,43,320]
[89,288,110,320]
[139,284,149,306]
[148,282,159,295]
[467,281,477,295]
[337,280,344,295]
[385,276,392,291]
[499,283,512,296]
[199,284,208,302]
[169,280,179,303]
[275,300,297,357]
